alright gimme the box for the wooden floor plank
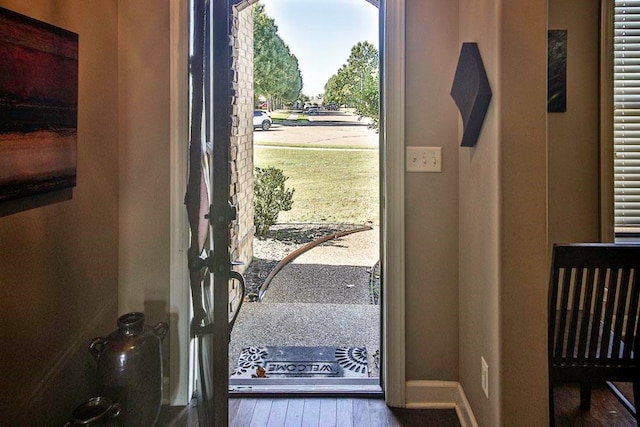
[266,398,289,427]
[229,398,241,424]
[318,398,337,427]
[158,404,199,427]
[554,383,636,426]
[433,409,462,427]
[250,399,275,427]
[232,398,258,427]
[352,399,372,427]
[335,399,353,427]
[284,398,305,426]
[368,398,389,427]
[301,398,321,427]
[385,406,402,427]
[168,387,640,427]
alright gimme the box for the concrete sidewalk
[229,228,380,376]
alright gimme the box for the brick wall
[229,5,254,307]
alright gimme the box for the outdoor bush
[254,166,294,238]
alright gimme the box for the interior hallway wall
[458,0,548,425]
[0,1,120,424]
[547,0,600,247]
[405,0,460,381]
[117,0,171,329]
[499,0,549,424]
[457,0,501,424]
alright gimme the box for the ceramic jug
[89,312,168,427]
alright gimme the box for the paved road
[254,110,379,149]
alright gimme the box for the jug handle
[88,337,107,361]
[108,402,121,418]
[154,322,169,341]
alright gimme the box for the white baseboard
[405,381,478,427]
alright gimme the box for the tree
[323,41,379,128]
[323,66,350,107]
[253,4,303,109]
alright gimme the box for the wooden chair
[548,243,640,426]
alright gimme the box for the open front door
[186,0,241,425]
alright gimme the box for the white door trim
[169,0,191,406]
[382,0,406,408]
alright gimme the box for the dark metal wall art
[450,42,492,147]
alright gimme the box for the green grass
[254,146,379,225]
[255,141,376,150]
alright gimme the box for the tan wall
[548,0,600,246]
[116,1,175,400]
[117,0,171,327]
[499,0,549,425]
[457,0,501,424]
[0,0,120,424]
[408,0,597,422]
[405,0,460,381]
[458,0,550,425]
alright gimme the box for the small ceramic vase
[89,312,168,427]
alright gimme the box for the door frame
[168,0,407,408]
[380,0,406,408]
[169,0,193,406]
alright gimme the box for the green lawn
[255,141,372,150]
[254,146,379,225]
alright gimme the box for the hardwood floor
[553,382,637,426]
[158,398,461,426]
[158,383,638,426]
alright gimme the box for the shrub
[254,166,294,237]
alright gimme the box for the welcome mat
[231,346,369,379]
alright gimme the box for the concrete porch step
[260,263,372,304]
[229,303,379,376]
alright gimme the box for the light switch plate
[406,146,442,172]
[481,356,489,398]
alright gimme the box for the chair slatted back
[548,244,640,367]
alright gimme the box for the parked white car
[253,110,272,130]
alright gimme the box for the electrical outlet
[481,357,489,398]
[406,146,442,172]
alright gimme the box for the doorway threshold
[229,378,382,398]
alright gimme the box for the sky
[261,0,379,97]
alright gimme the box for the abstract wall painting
[0,7,78,205]
[548,30,567,113]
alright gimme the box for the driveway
[254,111,378,149]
